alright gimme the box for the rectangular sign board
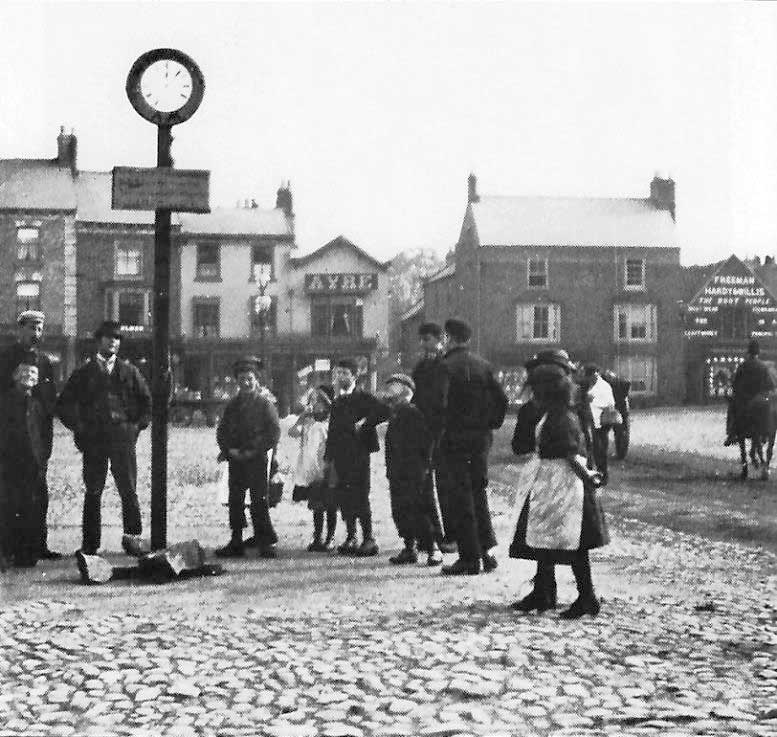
[305,273,378,294]
[112,166,210,213]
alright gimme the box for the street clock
[125,48,205,126]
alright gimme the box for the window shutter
[649,304,657,342]
[550,303,561,342]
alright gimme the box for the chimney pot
[56,127,77,175]
[650,174,675,222]
[276,183,293,216]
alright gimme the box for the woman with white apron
[509,361,609,619]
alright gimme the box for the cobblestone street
[2,506,776,737]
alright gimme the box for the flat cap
[17,310,45,326]
[336,358,358,375]
[95,320,122,339]
[444,318,472,343]
[385,373,415,393]
[527,362,569,388]
[418,322,443,339]
[233,355,263,376]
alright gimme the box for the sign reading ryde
[305,273,378,294]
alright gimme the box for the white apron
[513,414,585,550]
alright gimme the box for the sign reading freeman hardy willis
[112,166,210,213]
[305,273,378,294]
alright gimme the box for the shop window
[717,306,750,340]
[115,242,143,278]
[614,356,656,395]
[527,257,548,288]
[16,281,41,316]
[16,227,39,262]
[625,258,646,290]
[310,298,364,339]
[614,304,656,343]
[251,246,273,283]
[196,242,220,280]
[192,299,220,337]
[515,303,560,342]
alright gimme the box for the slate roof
[470,196,676,248]
[75,171,160,225]
[178,207,293,237]
[290,235,390,269]
[0,159,77,211]
[424,262,455,284]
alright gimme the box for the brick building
[0,128,79,379]
[402,174,685,405]
[682,254,777,403]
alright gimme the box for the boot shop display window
[310,297,364,339]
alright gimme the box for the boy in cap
[325,358,389,556]
[0,310,59,566]
[57,320,152,556]
[216,356,281,558]
[380,373,443,566]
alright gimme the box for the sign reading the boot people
[304,273,377,294]
[684,255,777,339]
[112,166,210,213]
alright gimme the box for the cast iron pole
[151,124,173,550]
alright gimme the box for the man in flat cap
[216,356,281,557]
[57,321,152,556]
[411,322,453,552]
[440,318,508,576]
[0,310,60,567]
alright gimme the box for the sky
[1,1,776,266]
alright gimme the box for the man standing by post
[0,310,60,564]
[411,322,453,552]
[57,321,152,556]
[440,318,508,576]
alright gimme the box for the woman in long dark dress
[509,366,609,619]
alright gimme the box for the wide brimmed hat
[233,355,263,376]
[526,348,573,374]
[95,320,122,340]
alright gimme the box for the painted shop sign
[684,255,777,338]
[305,273,378,294]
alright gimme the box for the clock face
[126,48,205,126]
[140,59,193,113]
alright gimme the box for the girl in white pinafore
[289,385,337,551]
[509,368,609,619]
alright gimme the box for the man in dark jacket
[411,322,453,552]
[57,321,152,556]
[216,356,281,558]
[0,310,60,565]
[726,338,777,445]
[325,358,389,557]
[440,318,508,576]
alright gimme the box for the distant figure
[215,356,281,558]
[378,373,443,568]
[57,321,152,557]
[583,364,616,486]
[289,385,337,552]
[726,339,777,446]
[324,359,389,557]
[411,321,452,552]
[0,310,59,567]
[440,318,508,576]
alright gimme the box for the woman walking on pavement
[509,353,609,619]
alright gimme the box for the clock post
[116,48,207,551]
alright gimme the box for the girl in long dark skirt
[509,365,609,618]
[289,385,337,551]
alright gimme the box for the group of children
[284,360,444,565]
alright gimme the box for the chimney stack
[650,173,675,221]
[468,173,479,203]
[56,126,78,175]
[276,181,293,216]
